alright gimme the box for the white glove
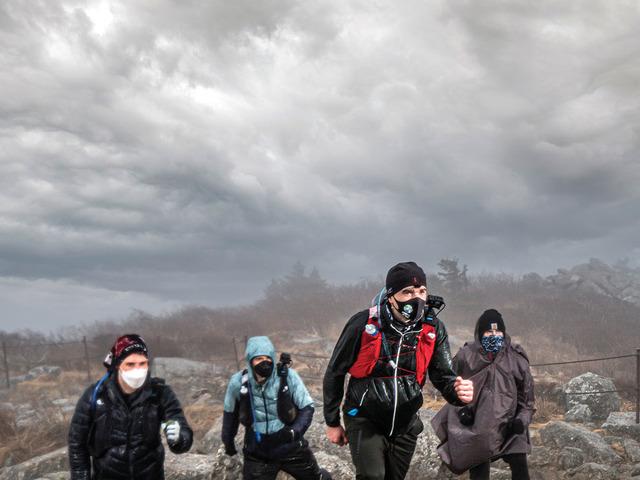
[162,420,181,445]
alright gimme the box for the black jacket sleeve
[428,319,464,406]
[68,385,94,480]
[322,310,368,427]
[221,408,240,451]
[291,405,314,439]
[160,385,193,454]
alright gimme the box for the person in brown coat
[431,309,535,479]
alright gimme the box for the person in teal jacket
[221,336,330,479]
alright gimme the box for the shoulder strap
[90,372,110,418]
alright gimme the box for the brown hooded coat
[431,329,535,474]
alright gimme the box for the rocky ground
[1,360,639,479]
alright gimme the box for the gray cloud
[1,0,639,330]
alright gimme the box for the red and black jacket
[323,304,461,436]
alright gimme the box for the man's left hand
[454,376,473,403]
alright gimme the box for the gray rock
[406,409,443,479]
[0,447,68,480]
[567,462,617,480]
[164,450,216,480]
[152,357,226,379]
[528,446,553,468]
[546,258,640,306]
[625,438,640,463]
[602,411,640,441]
[539,421,621,464]
[210,445,243,480]
[565,404,593,423]
[562,373,620,420]
[311,451,354,478]
[28,366,61,379]
[558,447,585,470]
[8,366,61,386]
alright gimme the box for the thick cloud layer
[1,0,639,330]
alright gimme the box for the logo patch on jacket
[365,324,378,336]
[427,332,436,340]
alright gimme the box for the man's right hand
[325,425,348,446]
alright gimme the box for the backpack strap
[90,372,110,418]
[276,353,298,425]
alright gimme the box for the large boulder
[565,404,593,423]
[539,421,621,465]
[406,409,447,479]
[566,462,617,480]
[602,412,640,442]
[0,447,68,480]
[562,373,620,420]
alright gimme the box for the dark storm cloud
[1,0,639,330]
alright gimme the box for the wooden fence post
[83,337,92,383]
[232,338,241,371]
[2,341,9,389]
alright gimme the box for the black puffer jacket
[324,304,462,436]
[68,374,193,480]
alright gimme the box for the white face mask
[119,367,148,390]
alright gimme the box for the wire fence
[1,337,639,423]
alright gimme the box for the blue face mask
[481,335,504,353]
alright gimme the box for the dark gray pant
[469,453,530,480]
[242,443,329,480]
[344,415,423,480]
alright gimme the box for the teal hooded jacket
[223,336,314,435]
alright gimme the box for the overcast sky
[1,1,639,332]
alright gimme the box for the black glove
[457,406,475,426]
[224,443,238,456]
[507,418,525,435]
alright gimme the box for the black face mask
[253,360,274,378]
[393,296,425,322]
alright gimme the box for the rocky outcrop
[539,421,621,465]
[164,451,216,480]
[562,373,620,420]
[151,357,229,405]
[546,258,640,305]
[0,447,67,480]
[565,404,593,424]
[602,411,640,442]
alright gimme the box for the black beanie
[103,334,148,370]
[386,261,427,295]
[475,309,506,339]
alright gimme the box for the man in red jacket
[323,262,473,480]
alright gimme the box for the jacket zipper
[261,389,269,436]
[389,330,404,436]
[358,387,369,407]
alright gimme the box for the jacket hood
[245,336,276,366]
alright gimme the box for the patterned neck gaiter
[481,335,505,354]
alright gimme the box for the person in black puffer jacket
[68,334,193,480]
